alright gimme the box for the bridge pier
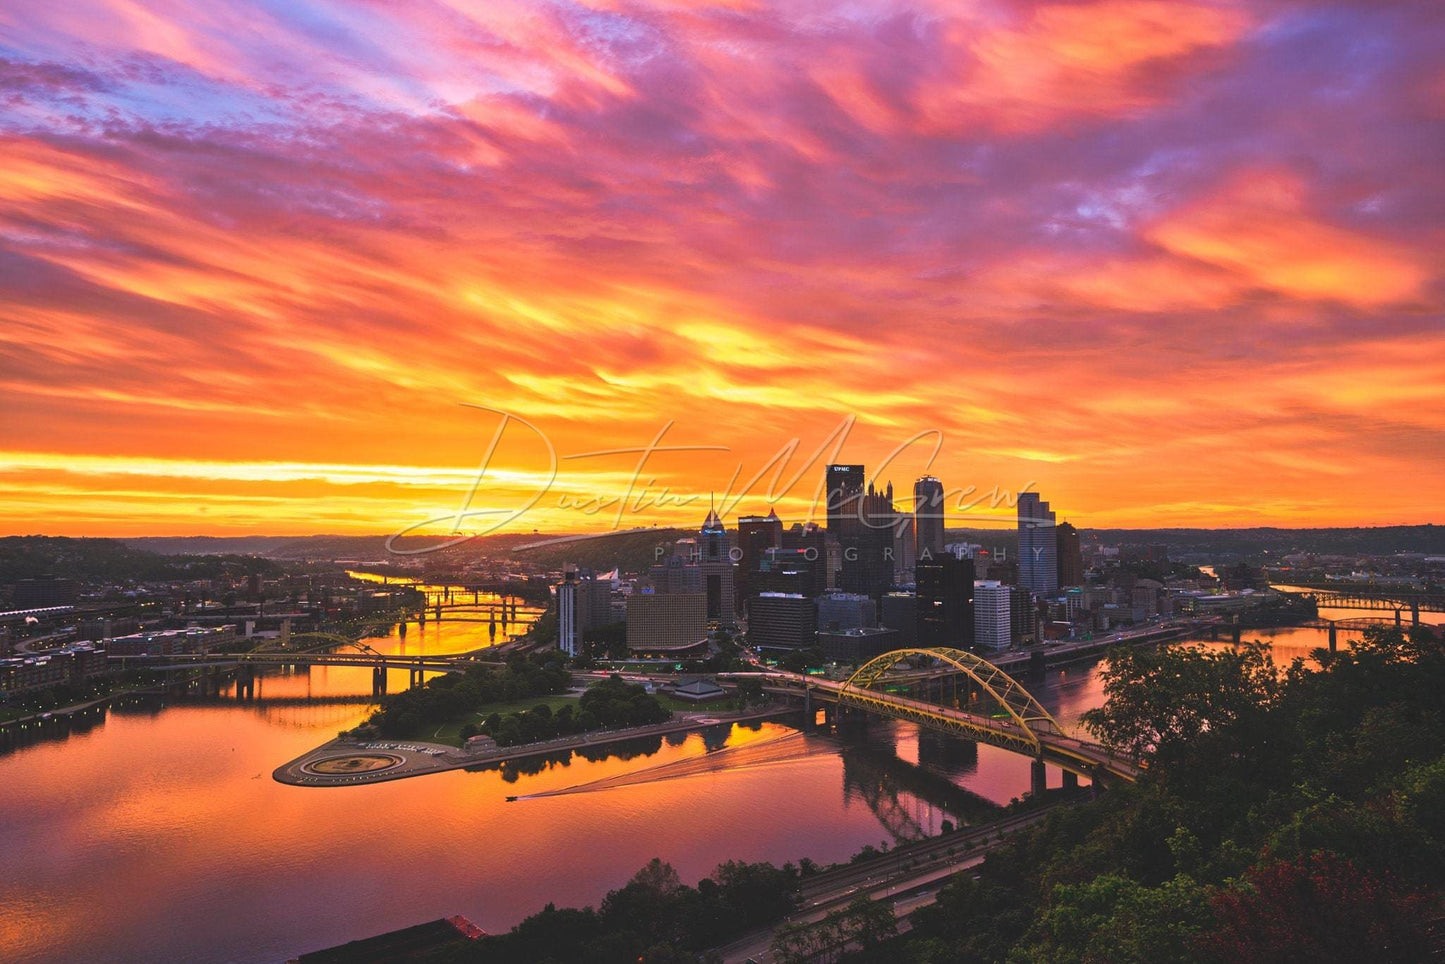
[1231,624,1242,644]
[409,667,425,690]
[236,666,255,701]
[1031,759,1047,797]
[1029,649,1047,678]
[1395,608,1402,626]
[372,666,388,696]
[1412,603,1420,627]
[1328,623,1338,654]
[1062,769,1079,791]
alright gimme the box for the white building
[556,575,580,656]
[974,580,1011,651]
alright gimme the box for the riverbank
[991,621,1201,675]
[274,705,789,787]
[0,682,166,732]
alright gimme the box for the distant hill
[508,528,692,575]
[1080,525,1443,557]
[947,526,1443,558]
[115,523,1443,571]
[0,536,283,585]
[123,528,694,575]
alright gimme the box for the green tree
[1082,641,1277,760]
[1015,873,1213,964]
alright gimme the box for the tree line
[463,674,671,747]
[413,624,1444,962]
[359,653,570,738]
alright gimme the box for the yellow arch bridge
[729,647,1143,788]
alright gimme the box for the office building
[736,509,783,610]
[894,513,915,585]
[782,523,832,596]
[833,472,899,604]
[916,554,974,649]
[106,625,237,657]
[557,571,581,656]
[650,545,704,594]
[747,592,816,651]
[881,592,918,646]
[1017,492,1058,595]
[556,568,618,656]
[825,464,865,535]
[1010,585,1039,645]
[1056,521,1083,588]
[973,580,1011,651]
[816,592,877,632]
[754,547,815,597]
[913,476,945,564]
[0,642,106,694]
[626,592,707,655]
[698,509,736,624]
[818,626,900,663]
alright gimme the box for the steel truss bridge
[1292,589,1445,615]
[729,647,1143,785]
[108,649,503,694]
[110,651,494,672]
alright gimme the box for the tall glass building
[1017,491,1057,595]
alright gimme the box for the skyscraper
[1056,521,1083,588]
[698,508,735,624]
[827,464,893,603]
[556,570,580,656]
[782,522,832,597]
[916,554,975,650]
[736,509,783,612]
[556,568,615,657]
[825,464,865,535]
[913,476,945,564]
[816,591,877,632]
[1017,491,1058,595]
[973,580,1011,651]
[626,592,708,654]
[844,480,898,602]
[747,593,817,651]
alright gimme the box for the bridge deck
[736,671,1142,782]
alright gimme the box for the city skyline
[2,0,1443,536]
[3,2,1443,961]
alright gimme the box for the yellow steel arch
[840,647,1064,751]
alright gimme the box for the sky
[0,0,1442,538]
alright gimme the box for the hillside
[0,536,283,585]
[112,524,1445,571]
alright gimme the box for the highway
[734,667,1144,783]
[714,806,1059,963]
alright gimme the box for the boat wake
[511,731,826,800]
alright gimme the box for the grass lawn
[428,693,581,745]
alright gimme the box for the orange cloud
[915,0,1251,133]
[1149,169,1428,306]
[0,0,1441,535]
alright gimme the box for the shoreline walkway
[273,705,786,787]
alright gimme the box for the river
[0,591,1358,963]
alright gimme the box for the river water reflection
[0,608,1355,963]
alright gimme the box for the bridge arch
[840,647,1064,751]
